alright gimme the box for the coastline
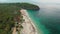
[20,9,38,34]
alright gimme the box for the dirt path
[12,27,16,34]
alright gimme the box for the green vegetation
[0,3,39,34]
[16,3,40,10]
[0,3,40,10]
[0,4,21,34]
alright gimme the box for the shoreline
[20,9,38,34]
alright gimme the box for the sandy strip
[20,9,37,34]
[12,27,16,34]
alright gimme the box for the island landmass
[0,3,39,34]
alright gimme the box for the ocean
[27,5,60,34]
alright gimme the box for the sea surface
[27,5,60,34]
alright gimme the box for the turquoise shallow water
[27,10,50,34]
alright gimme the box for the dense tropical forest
[0,3,40,10]
[0,3,39,34]
[0,4,20,34]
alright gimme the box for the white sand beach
[20,9,37,34]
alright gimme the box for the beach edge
[20,9,38,34]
